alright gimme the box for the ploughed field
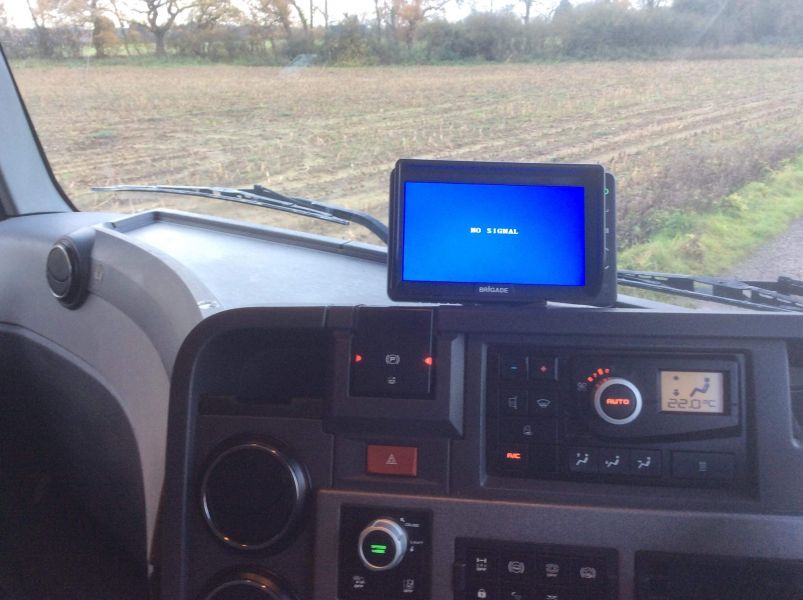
[13,58,803,245]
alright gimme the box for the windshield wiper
[618,270,803,313]
[92,184,389,244]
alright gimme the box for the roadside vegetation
[620,156,803,275]
[0,0,801,65]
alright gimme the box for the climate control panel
[486,347,748,489]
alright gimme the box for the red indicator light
[597,368,604,376]
[605,368,611,374]
[354,354,363,363]
[539,365,548,373]
[423,356,433,366]
[505,452,522,461]
[606,397,631,406]
[587,376,594,383]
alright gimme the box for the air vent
[201,441,308,552]
[45,227,95,309]
[203,569,297,600]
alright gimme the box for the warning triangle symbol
[386,454,398,465]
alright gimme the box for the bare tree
[250,0,315,51]
[638,0,667,8]
[132,0,196,56]
[108,0,136,54]
[251,0,294,38]
[184,0,240,56]
[522,0,534,24]
[26,0,57,57]
[373,0,383,33]
[75,0,120,58]
[191,0,239,30]
[394,0,451,49]
[316,0,328,30]
[522,0,562,24]
[26,0,86,57]
[288,0,308,36]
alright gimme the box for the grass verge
[619,155,803,276]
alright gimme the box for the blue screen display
[402,181,585,286]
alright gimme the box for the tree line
[1,0,802,64]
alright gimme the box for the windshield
[2,0,802,294]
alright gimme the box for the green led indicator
[370,544,388,555]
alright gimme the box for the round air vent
[45,227,95,309]
[203,570,297,600]
[201,441,308,551]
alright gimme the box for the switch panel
[350,308,434,398]
[454,538,617,600]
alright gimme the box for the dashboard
[165,297,803,599]
[1,203,803,600]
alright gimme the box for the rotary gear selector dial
[357,518,409,571]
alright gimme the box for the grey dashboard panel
[0,323,147,565]
[161,300,803,600]
[0,212,178,555]
[0,208,404,569]
[108,209,391,309]
[3,207,803,600]
[315,489,803,600]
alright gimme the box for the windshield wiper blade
[618,270,803,313]
[92,184,389,244]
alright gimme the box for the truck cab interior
[1,40,803,600]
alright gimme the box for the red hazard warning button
[366,445,418,477]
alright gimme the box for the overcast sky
[4,0,558,28]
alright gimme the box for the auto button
[594,378,642,425]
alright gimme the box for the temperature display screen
[660,371,725,414]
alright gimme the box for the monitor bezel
[387,159,611,305]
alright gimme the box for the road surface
[727,217,803,281]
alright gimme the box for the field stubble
[12,58,803,248]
